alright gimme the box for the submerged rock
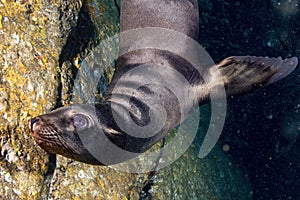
[48,143,251,199]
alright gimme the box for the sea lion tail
[206,56,298,98]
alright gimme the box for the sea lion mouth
[28,117,60,149]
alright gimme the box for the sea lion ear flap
[211,56,298,97]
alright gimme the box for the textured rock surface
[0,0,82,199]
[148,145,251,200]
[48,142,251,200]
[0,0,252,199]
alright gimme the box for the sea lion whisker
[55,134,77,155]
[56,133,83,156]
[41,130,59,138]
[41,128,57,137]
[32,134,56,144]
[41,134,58,140]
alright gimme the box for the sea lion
[28,0,298,165]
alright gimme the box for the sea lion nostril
[29,117,40,132]
[31,117,40,125]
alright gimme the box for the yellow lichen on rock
[0,1,82,199]
[50,156,144,200]
[0,14,2,30]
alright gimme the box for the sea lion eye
[73,114,88,129]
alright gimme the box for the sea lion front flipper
[208,56,298,98]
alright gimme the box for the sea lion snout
[28,106,105,165]
[29,117,42,133]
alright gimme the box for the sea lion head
[29,104,103,165]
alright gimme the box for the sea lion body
[29,0,298,165]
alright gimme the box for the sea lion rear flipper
[208,56,298,98]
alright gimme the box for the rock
[0,0,82,199]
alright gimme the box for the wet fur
[29,0,298,165]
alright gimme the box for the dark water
[198,0,299,199]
